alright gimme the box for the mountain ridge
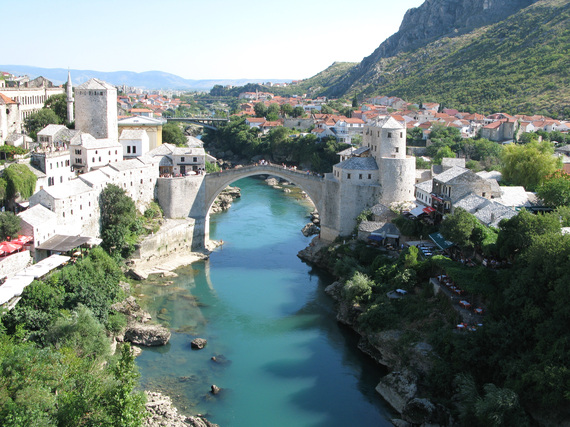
[0,65,290,91]
[298,0,570,117]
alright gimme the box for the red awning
[0,241,22,254]
[423,206,436,214]
[13,235,32,245]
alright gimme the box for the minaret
[66,69,74,123]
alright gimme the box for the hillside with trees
[295,0,570,117]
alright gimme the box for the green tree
[106,344,146,426]
[3,163,38,201]
[496,209,560,259]
[280,103,293,117]
[254,102,267,118]
[439,208,481,250]
[162,122,186,146]
[536,170,570,207]
[292,106,305,118]
[24,108,60,140]
[0,212,21,240]
[433,146,455,165]
[100,184,137,259]
[44,93,68,124]
[501,141,561,191]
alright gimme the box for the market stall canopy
[429,232,454,250]
[410,206,426,217]
[17,254,70,279]
[36,235,101,252]
[0,241,22,254]
[12,235,33,245]
[423,206,436,214]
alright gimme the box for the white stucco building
[119,129,150,158]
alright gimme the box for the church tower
[74,78,118,141]
[66,70,74,123]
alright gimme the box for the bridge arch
[204,165,325,216]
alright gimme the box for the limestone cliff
[325,0,538,97]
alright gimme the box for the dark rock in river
[210,385,220,395]
[191,338,207,349]
[301,222,320,237]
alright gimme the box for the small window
[388,132,392,138]
[347,173,351,179]
[127,146,131,154]
[400,132,403,138]
[181,157,185,162]
[395,147,399,153]
[193,157,197,162]
[359,174,362,179]
[368,174,371,179]
[133,146,136,153]
[99,156,101,162]
[92,157,95,162]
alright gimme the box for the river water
[136,177,394,426]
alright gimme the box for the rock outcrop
[301,222,320,237]
[125,324,171,346]
[210,186,241,213]
[375,370,418,414]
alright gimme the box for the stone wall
[156,175,205,219]
[132,219,196,261]
[0,250,32,279]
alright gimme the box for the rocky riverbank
[210,186,241,213]
[298,238,451,426]
[144,391,219,427]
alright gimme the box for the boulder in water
[191,338,208,349]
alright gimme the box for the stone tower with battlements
[75,78,118,141]
[365,116,415,205]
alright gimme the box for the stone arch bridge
[156,163,369,248]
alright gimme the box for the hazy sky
[9,0,425,80]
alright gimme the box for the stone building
[118,115,165,151]
[320,116,416,240]
[69,132,122,173]
[29,179,101,237]
[18,205,58,260]
[29,148,74,188]
[75,78,118,141]
[149,143,208,176]
[119,129,150,158]
[0,77,64,125]
[430,166,501,214]
[0,93,21,145]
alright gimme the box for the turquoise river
[136,177,394,426]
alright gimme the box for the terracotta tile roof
[0,93,16,104]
